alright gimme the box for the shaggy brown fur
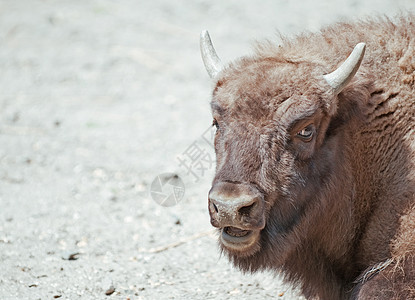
[207,15,415,299]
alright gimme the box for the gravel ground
[1,1,415,299]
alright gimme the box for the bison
[200,15,415,299]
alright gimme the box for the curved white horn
[323,43,366,94]
[200,30,223,78]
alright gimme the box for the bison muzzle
[208,182,265,255]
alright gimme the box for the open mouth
[220,226,258,249]
[224,226,251,238]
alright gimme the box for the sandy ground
[1,1,415,299]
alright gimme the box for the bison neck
[282,244,354,300]
[282,136,359,299]
[281,84,415,299]
[348,83,415,268]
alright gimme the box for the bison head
[200,31,365,270]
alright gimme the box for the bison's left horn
[200,30,223,78]
[323,43,366,94]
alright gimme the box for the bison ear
[200,30,223,78]
[323,43,366,94]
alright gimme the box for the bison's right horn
[200,30,223,78]
[323,43,366,94]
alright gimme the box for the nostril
[209,201,219,214]
[238,202,256,217]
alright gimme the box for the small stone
[53,295,62,299]
[62,251,80,261]
[68,253,79,260]
[105,286,115,296]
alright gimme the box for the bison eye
[297,124,315,141]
